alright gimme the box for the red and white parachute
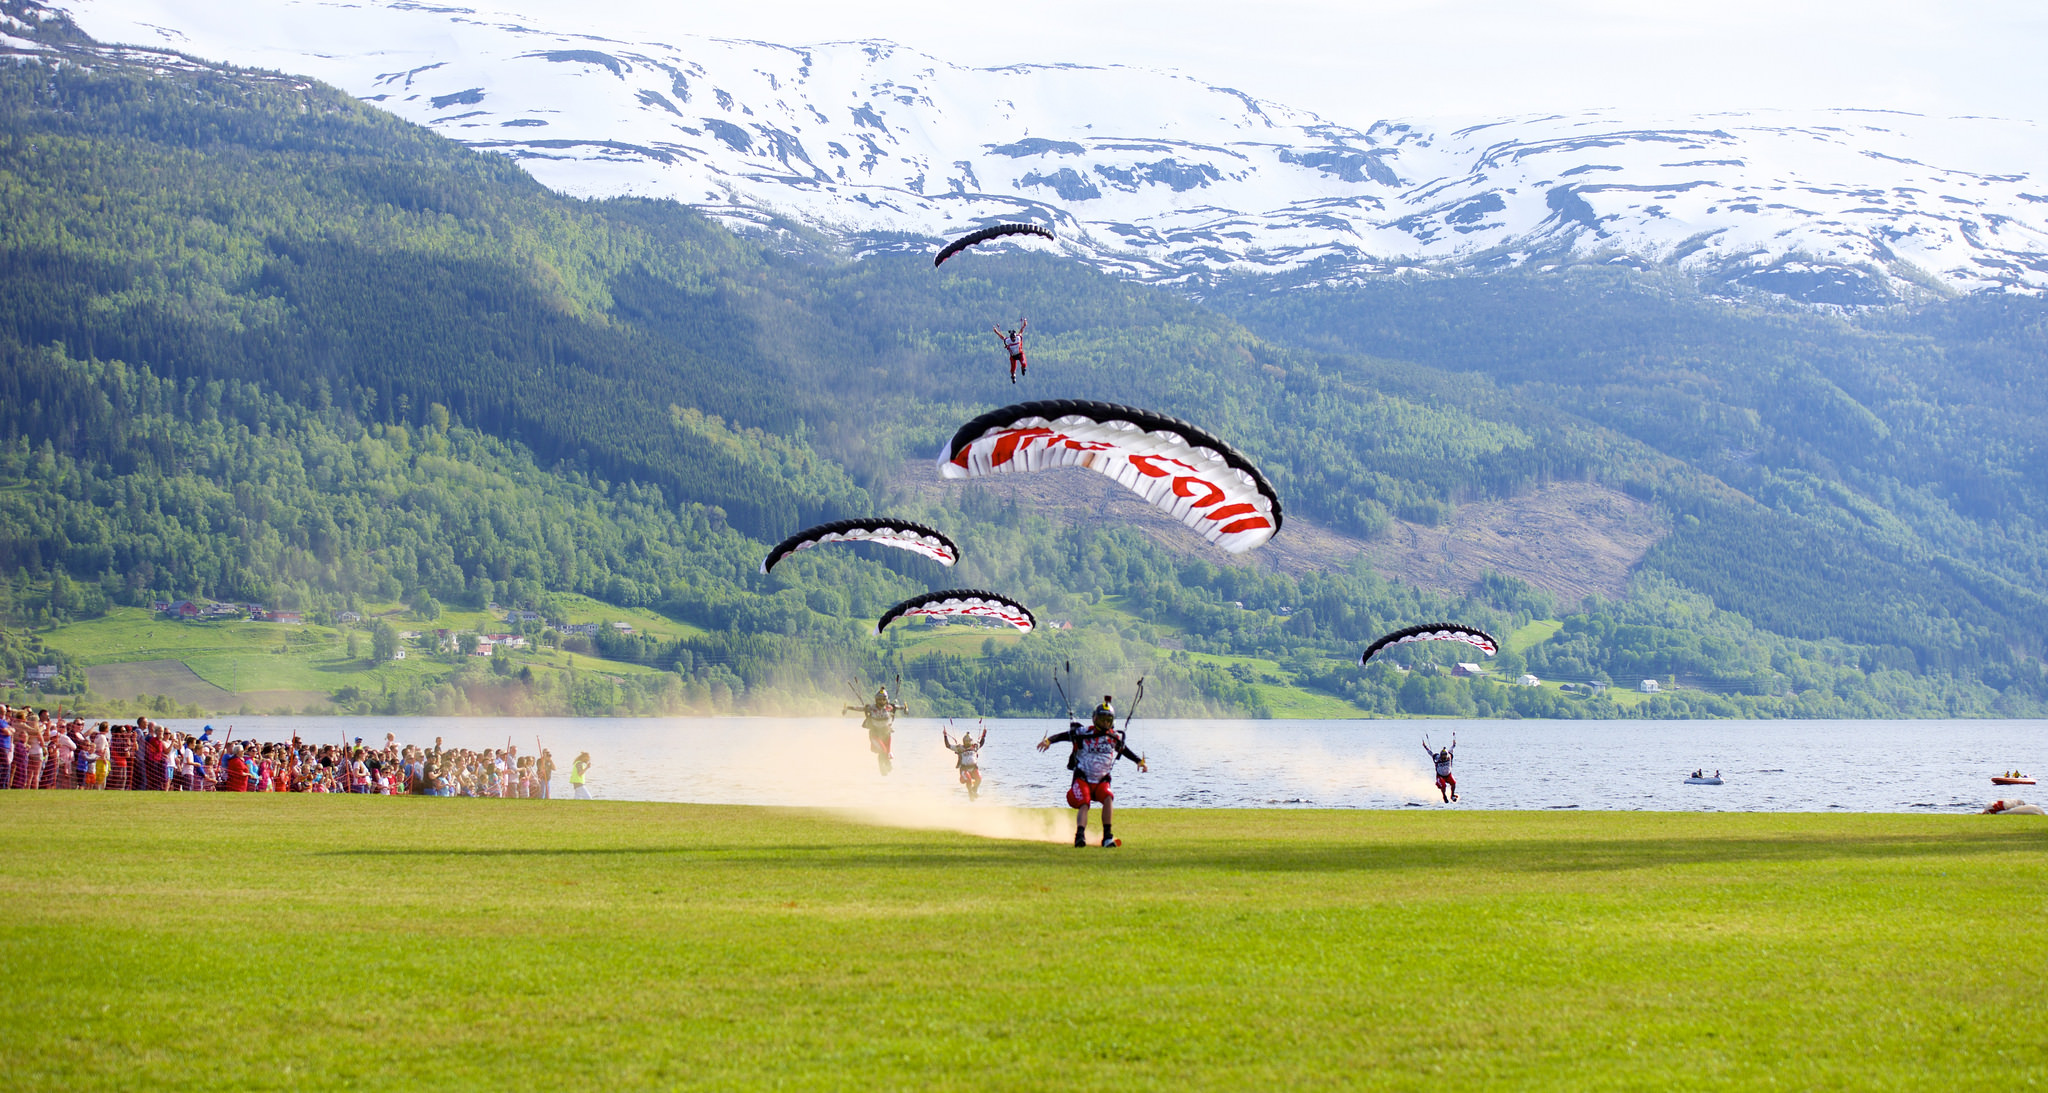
[760,518,959,574]
[1359,623,1499,666]
[875,589,1035,635]
[937,400,1282,554]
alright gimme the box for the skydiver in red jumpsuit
[1038,697,1147,847]
[993,317,1027,383]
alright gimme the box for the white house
[1452,662,1485,677]
[1519,674,1541,687]
[1639,679,1661,693]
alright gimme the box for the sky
[462,0,2048,125]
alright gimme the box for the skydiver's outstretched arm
[1113,734,1148,772]
[843,704,867,715]
[1039,724,1082,751]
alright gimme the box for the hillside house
[1452,662,1485,677]
[1639,679,1661,693]
[28,665,59,684]
[1519,674,1541,687]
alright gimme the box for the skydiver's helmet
[1092,701,1115,730]
[874,688,889,705]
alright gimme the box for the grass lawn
[1505,618,1563,654]
[1182,650,1378,717]
[37,608,682,709]
[891,624,1029,659]
[542,591,711,643]
[2,799,2042,1090]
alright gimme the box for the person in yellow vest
[570,751,592,799]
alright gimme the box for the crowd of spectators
[0,706,591,797]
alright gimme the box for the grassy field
[36,607,680,712]
[1505,618,1564,654]
[1181,650,1379,717]
[2,799,2042,1090]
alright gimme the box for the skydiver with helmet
[992,317,1028,383]
[1038,695,1147,847]
[1425,733,1457,802]
[844,687,905,775]
[943,722,987,800]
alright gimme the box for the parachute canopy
[876,589,1035,635]
[1360,623,1500,666]
[934,223,1055,267]
[760,518,959,574]
[938,400,1282,554]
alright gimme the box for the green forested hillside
[0,19,2042,717]
[1216,274,2048,674]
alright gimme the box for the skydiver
[844,687,905,775]
[992,317,1028,383]
[1037,695,1147,847]
[943,722,987,800]
[1425,734,1457,802]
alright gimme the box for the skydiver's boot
[1074,827,1087,848]
[1101,825,1120,848]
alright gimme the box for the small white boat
[1685,775,1723,785]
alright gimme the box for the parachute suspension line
[1125,677,1148,765]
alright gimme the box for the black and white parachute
[937,400,1282,554]
[875,589,1035,635]
[933,223,1056,267]
[760,518,959,575]
[1359,623,1499,666]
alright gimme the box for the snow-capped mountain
[30,0,2048,302]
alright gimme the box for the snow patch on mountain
[43,0,2048,302]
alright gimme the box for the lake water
[158,716,2047,813]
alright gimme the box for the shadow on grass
[317,829,2043,875]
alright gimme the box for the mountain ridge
[30,0,2048,305]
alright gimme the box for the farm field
[1,797,2041,1089]
[34,607,679,713]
